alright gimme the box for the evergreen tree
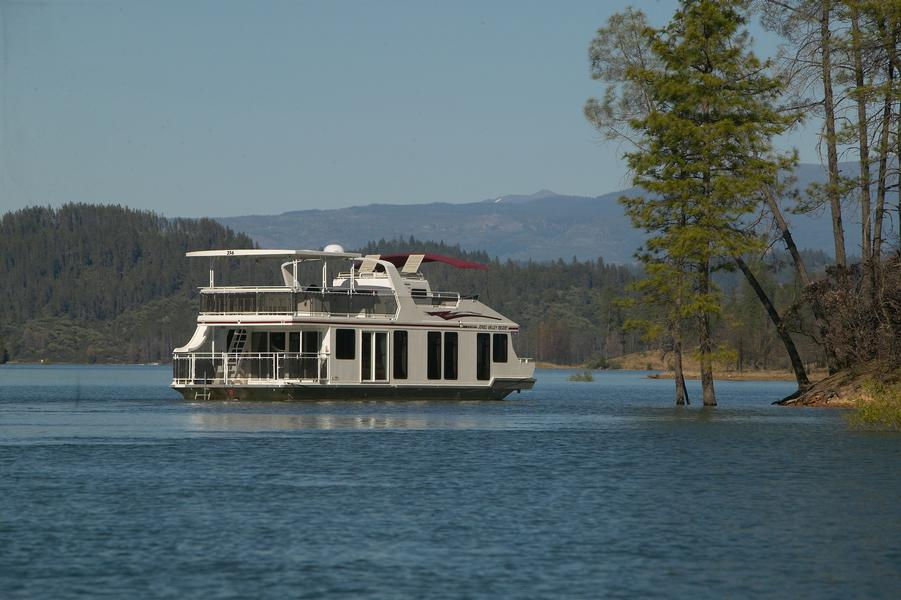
[620,0,796,405]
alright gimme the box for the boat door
[361,331,388,382]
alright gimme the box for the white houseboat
[171,247,536,400]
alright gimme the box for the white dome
[322,244,345,253]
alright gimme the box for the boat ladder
[226,329,248,375]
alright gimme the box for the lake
[1,365,898,598]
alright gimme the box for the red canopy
[380,253,488,270]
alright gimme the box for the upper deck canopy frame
[186,249,361,259]
[187,248,362,289]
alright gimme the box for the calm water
[1,365,898,599]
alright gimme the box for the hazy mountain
[217,162,878,263]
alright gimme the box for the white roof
[185,249,361,259]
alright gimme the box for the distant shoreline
[5,360,815,382]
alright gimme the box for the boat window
[393,330,408,379]
[493,333,508,363]
[303,331,320,354]
[477,333,491,380]
[427,332,442,380]
[412,288,427,297]
[251,331,268,353]
[443,332,458,380]
[270,332,286,353]
[336,329,356,360]
[288,331,300,353]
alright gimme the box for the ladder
[227,329,248,378]
[228,328,248,353]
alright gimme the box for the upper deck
[191,248,479,322]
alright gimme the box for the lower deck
[172,324,535,399]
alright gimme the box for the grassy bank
[847,379,901,431]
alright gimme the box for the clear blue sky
[0,0,818,217]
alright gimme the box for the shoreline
[648,370,827,382]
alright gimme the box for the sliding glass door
[361,331,388,382]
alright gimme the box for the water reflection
[188,411,482,431]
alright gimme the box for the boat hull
[173,378,535,401]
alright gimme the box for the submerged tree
[589,0,798,406]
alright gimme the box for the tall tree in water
[618,0,796,406]
[586,4,813,397]
[585,8,694,405]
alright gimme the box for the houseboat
[171,247,536,400]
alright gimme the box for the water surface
[1,365,898,598]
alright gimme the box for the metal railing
[172,352,329,385]
[410,290,460,307]
[199,289,397,318]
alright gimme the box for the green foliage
[568,371,595,382]
[847,379,901,432]
[589,0,798,399]
[583,353,610,369]
[0,204,258,363]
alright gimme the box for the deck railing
[199,288,398,318]
[172,352,329,385]
[410,290,460,307]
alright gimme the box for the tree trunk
[672,321,690,406]
[733,255,811,391]
[872,19,894,263]
[698,259,716,406]
[821,0,847,269]
[764,187,811,286]
[764,186,839,373]
[849,4,872,264]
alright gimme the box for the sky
[0,0,820,218]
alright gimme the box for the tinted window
[493,333,508,363]
[336,329,355,360]
[443,332,458,380]
[427,332,442,380]
[270,332,286,352]
[251,331,268,353]
[302,330,320,354]
[477,333,490,381]
[393,330,408,379]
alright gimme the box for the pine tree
[621,0,796,405]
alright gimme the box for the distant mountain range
[217,163,876,263]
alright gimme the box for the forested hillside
[0,205,831,368]
[0,204,257,363]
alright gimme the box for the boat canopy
[380,253,488,270]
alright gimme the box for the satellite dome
[322,244,345,253]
